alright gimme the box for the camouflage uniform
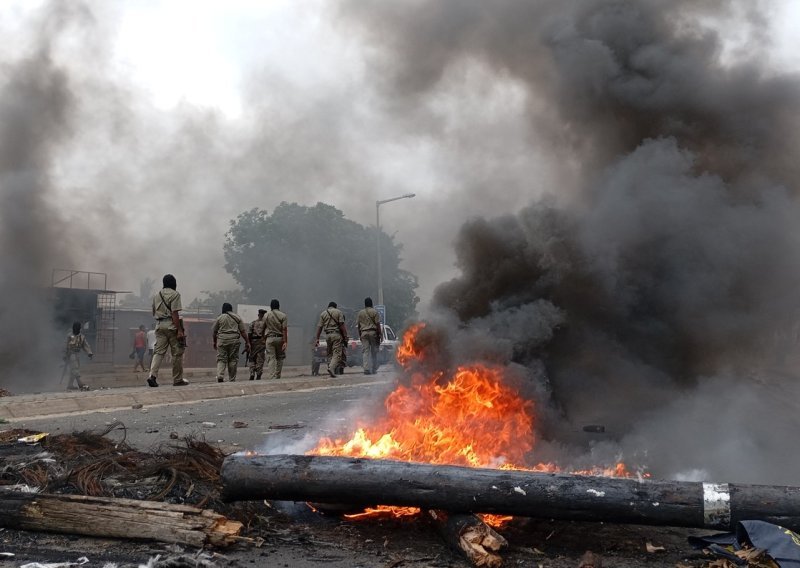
[213,311,246,382]
[318,307,347,377]
[357,307,382,374]
[264,309,288,379]
[249,316,267,380]
[65,332,92,390]
[150,288,185,385]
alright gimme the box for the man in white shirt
[146,324,156,369]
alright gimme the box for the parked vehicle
[348,324,399,368]
[310,324,399,375]
[375,324,399,367]
[311,334,360,376]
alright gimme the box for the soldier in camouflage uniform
[264,299,288,380]
[147,274,188,387]
[315,301,348,378]
[64,321,93,391]
[212,302,250,383]
[249,308,267,380]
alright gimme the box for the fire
[344,505,421,521]
[316,364,535,468]
[394,322,426,366]
[310,322,634,525]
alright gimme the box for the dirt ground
[0,499,714,567]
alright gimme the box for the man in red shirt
[132,324,148,372]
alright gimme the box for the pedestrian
[314,301,348,378]
[147,273,188,387]
[131,325,148,372]
[248,308,267,380]
[213,302,250,383]
[263,299,288,379]
[64,321,93,391]
[146,323,156,368]
[357,297,383,375]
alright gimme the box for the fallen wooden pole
[222,454,800,531]
[427,510,507,568]
[0,488,243,548]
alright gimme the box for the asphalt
[0,365,393,422]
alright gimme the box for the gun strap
[159,291,172,314]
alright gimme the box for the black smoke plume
[0,3,87,391]
[339,0,800,483]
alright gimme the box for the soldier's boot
[147,375,159,387]
[249,371,255,381]
[256,372,262,380]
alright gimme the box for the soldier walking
[64,321,93,391]
[264,299,288,380]
[147,274,188,387]
[357,297,383,375]
[249,308,267,380]
[213,303,250,383]
[315,301,348,378]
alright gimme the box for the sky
[0,0,797,310]
[1,0,545,308]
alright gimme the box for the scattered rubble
[2,425,791,568]
[0,423,269,550]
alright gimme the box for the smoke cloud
[337,0,800,484]
[0,3,89,390]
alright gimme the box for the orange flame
[310,322,635,526]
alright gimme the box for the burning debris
[306,322,636,523]
[217,323,800,567]
[312,323,625,472]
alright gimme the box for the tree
[186,289,249,313]
[118,277,156,308]
[223,202,418,330]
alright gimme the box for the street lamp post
[376,193,415,307]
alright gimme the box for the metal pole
[376,201,383,306]
[375,193,416,310]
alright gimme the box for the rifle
[177,318,187,348]
[59,359,68,384]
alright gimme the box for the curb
[0,374,391,422]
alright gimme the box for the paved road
[11,370,396,452]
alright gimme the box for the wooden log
[221,454,800,531]
[0,488,243,548]
[427,510,507,568]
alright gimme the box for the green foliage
[223,202,418,329]
[187,289,249,312]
